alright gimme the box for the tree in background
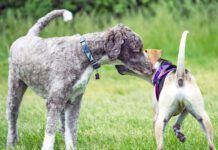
[1,0,217,18]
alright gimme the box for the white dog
[147,31,215,150]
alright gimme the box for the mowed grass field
[0,2,218,150]
[0,64,218,150]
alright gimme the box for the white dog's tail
[27,9,73,36]
[176,30,189,87]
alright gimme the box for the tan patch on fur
[145,49,163,65]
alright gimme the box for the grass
[0,66,218,149]
[0,1,218,150]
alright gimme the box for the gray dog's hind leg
[6,75,27,147]
[64,94,83,150]
[173,109,188,143]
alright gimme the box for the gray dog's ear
[105,29,124,60]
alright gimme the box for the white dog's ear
[145,49,163,65]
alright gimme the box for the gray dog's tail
[176,31,189,87]
[27,9,73,36]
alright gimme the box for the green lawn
[0,61,218,149]
[0,1,218,149]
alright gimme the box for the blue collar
[80,36,101,69]
[80,36,101,79]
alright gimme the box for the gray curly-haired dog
[6,9,153,150]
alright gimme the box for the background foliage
[0,0,218,149]
[0,0,217,79]
[0,0,217,18]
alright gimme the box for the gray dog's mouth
[115,65,154,83]
[115,65,135,75]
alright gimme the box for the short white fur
[70,55,124,102]
[64,110,75,150]
[63,10,73,22]
[152,31,215,150]
[42,133,55,150]
[70,66,93,101]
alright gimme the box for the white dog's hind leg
[155,82,182,150]
[188,108,215,150]
[173,109,188,142]
[199,112,215,150]
[154,112,169,150]
[185,84,215,150]
[154,91,178,150]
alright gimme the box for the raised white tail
[176,31,189,86]
[27,9,73,36]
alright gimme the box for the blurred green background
[0,0,218,149]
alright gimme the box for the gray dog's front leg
[60,110,65,137]
[64,94,83,150]
[42,85,70,150]
[42,102,64,150]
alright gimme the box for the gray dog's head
[104,24,153,78]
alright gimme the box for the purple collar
[152,61,176,100]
